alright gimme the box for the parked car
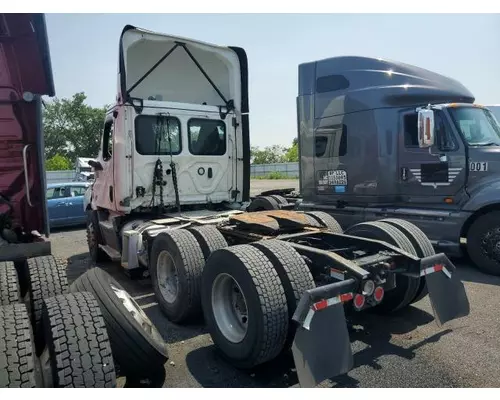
[46,182,90,228]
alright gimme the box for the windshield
[449,106,500,146]
[488,106,500,123]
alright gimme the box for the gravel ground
[50,180,500,388]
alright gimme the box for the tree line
[43,92,298,170]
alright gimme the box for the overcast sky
[45,13,500,148]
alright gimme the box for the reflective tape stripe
[303,292,354,330]
[303,309,315,330]
[420,264,451,278]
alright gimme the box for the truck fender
[460,183,500,238]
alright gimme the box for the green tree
[251,145,287,164]
[283,138,298,162]
[43,92,107,161]
[46,154,71,171]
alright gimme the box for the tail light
[373,286,384,303]
[353,294,365,310]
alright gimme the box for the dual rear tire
[149,224,315,369]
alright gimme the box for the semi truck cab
[296,56,500,276]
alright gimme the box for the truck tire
[41,292,116,388]
[14,260,30,300]
[467,211,500,276]
[247,196,279,212]
[87,211,107,263]
[270,195,288,205]
[69,267,168,378]
[26,255,68,354]
[344,221,420,313]
[201,245,288,368]
[0,261,21,306]
[0,304,37,388]
[381,219,435,304]
[249,239,315,350]
[187,225,228,260]
[304,211,343,233]
[149,229,205,323]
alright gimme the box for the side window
[46,188,55,199]
[404,111,456,151]
[316,75,350,93]
[435,112,456,151]
[70,186,87,197]
[102,119,114,161]
[50,187,67,198]
[188,119,226,156]
[404,113,419,147]
[314,125,347,158]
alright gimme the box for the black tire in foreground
[69,267,168,378]
[249,239,315,350]
[41,292,116,388]
[467,211,500,276]
[0,304,37,388]
[304,211,343,233]
[0,261,21,306]
[26,255,68,354]
[86,210,107,263]
[345,221,420,313]
[247,196,279,212]
[149,229,206,323]
[382,218,435,304]
[201,245,288,369]
[187,225,228,260]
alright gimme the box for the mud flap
[291,280,356,388]
[421,254,470,326]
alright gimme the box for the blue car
[46,182,90,228]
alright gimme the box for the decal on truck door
[409,165,462,188]
[317,170,347,194]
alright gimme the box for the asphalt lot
[51,179,500,388]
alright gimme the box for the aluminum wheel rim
[481,227,500,263]
[211,273,248,343]
[110,283,164,343]
[156,250,179,304]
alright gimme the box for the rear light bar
[312,293,353,311]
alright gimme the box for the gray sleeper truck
[294,56,500,276]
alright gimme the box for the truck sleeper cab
[86,28,470,387]
[296,56,500,276]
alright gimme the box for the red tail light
[374,286,384,302]
[353,294,365,310]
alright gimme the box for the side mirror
[417,109,435,148]
[88,160,103,171]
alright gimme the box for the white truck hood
[117,25,248,114]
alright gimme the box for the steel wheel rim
[211,273,248,343]
[156,250,179,304]
[110,283,164,343]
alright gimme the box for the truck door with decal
[398,108,467,203]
